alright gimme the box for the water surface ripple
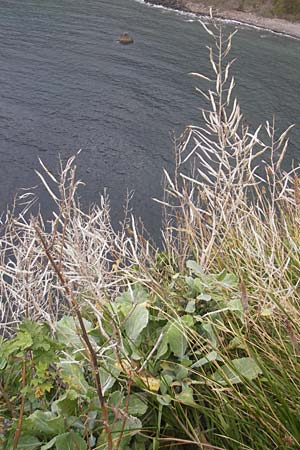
[0,0,299,237]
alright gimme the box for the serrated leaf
[3,331,33,357]
[213,357,262,386]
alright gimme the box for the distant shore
[144,0,300,39]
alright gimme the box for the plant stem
[35,224,113,450]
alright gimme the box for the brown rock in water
[117,32,134,45]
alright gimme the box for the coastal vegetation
[146,0,300,21]
[272,0,300,17]
[1,19,300,450]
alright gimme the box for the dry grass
[1,15,299,334]
[1,18,300,450]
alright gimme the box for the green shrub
[272,0,300,16]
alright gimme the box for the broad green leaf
[86,410,98,433]
[227,298,245,322]
[185,299,195,313]
[108,390,123,407]
[117,286,148,305]
[108,391,147,418]
[182,314,194,327]
[176,385,197,406]
[186,260,204,275]
[197,293,212,302]
[193,278,206,293]
[138,374,160,392]
[97,416,142,450]
[201,322,217,346]
[167,322,187,359]
[156,332,169,360]
[131,286,149,304]
[192,350,223,368]
[51,390,79,415]
[0,353,7,369]
[157,394,172,405]
[55,432,87,450]
[99,365,119,395]
[55,317,92,349]
[131,434,147,450]
[185,276,195,289]
[59,361,90,394]
[125,304,149,342]
[173,364,189,381]
[216,271,238,288]
[40,437,57,450]
[99,350,120,394]
[228,336,246,350]
[13,435,41,450]
[213,357,263,386]
[23,411,65,437]
[128,394,148,416]
[160,373,174,394]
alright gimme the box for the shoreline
[143,0,300,39]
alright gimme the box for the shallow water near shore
[0,0,299,239]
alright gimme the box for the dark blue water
[0,0,299,237]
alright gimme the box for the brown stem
[35,225,113,450]
[12,355,27,450]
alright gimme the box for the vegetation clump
[1,19,300,450]
[272,0,300,17]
